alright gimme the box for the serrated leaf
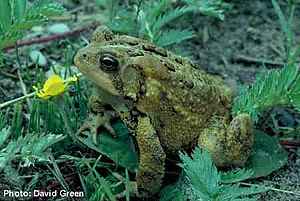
[155,29,194,47]
[182,0,229,20]
[159,184,185,201]
[152,6,192,34]
[245,130,288,178]
[170,147,264,201]
[232,64,299,121]
[0,141,18,168]
[0,132,65,168]
[108,11,136,34]
[218,184,267,200]
[0,0,64,51]
[78,120,138,172]
[221,169,253,184]
[179,147,220,200]
[21,134,65,158]
[0,127,11,148]
[148,0,171,21]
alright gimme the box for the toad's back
[112,36,234,153]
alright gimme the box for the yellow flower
[34,74,80,100]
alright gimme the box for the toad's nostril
[82,53,87,58]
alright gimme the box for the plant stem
[15,43,32,111]
[240,182,300,196]
[0,92,36,109]
[3,22,99,52]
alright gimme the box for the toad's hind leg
[198,114,253,167]
[136,116,166,197]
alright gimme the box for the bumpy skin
[74,26,254,197]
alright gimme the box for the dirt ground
[0,0,299,200]
[186,0,300,200]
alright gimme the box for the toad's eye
[99,54,119,72]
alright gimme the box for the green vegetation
[233,0,300,122]
[0,0,299,200]
[0,0,65,51]
[160,147,268,201]
[97,0,228,47]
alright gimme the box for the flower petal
[44,75,65,95]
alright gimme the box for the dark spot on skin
[126,40,139,46]
[127,49,144,57]
[163,62,176,72]
[105,34,113,41]
[103,104,114,111]
[142,44,168,57]
[159,91,168,101]
[190,61,198,69]
[175,57,183,65]
[159,121,165,129]
[131,110,139,116]
[170,106,178,116]
[140,85,146,94]
[184,80,194,89]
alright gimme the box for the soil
[186,1,300,200]
[0,0,299,200]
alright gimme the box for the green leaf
[0,140,18,168]
[108,10,136,34]
[78,120,138,172]
[12,0,27,22]
[0,0,12,32]
[155,29,194,47]
[160,183,185,201]
[97,176,117,201]
[245,130,288,178]
[179,147,220,200]
[182,0,229,20]
[218,184,267,200]
[20,133,65,166]
[152,6,192,34]
[0,127,11,148]
[232,64,298,121]
[172,147,265,201]
[271,0,288,37]
[148,0,171,21]
[0,0,64,51]
[221,169,253,184]
[0,132,65,169]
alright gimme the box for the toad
[74,26,253,197]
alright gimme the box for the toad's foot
[77,111,117,144]
[198,114,253,167]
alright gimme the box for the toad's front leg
[77,95,117,143]
[135,116,166,197]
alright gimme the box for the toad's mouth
[88,72,120,96]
